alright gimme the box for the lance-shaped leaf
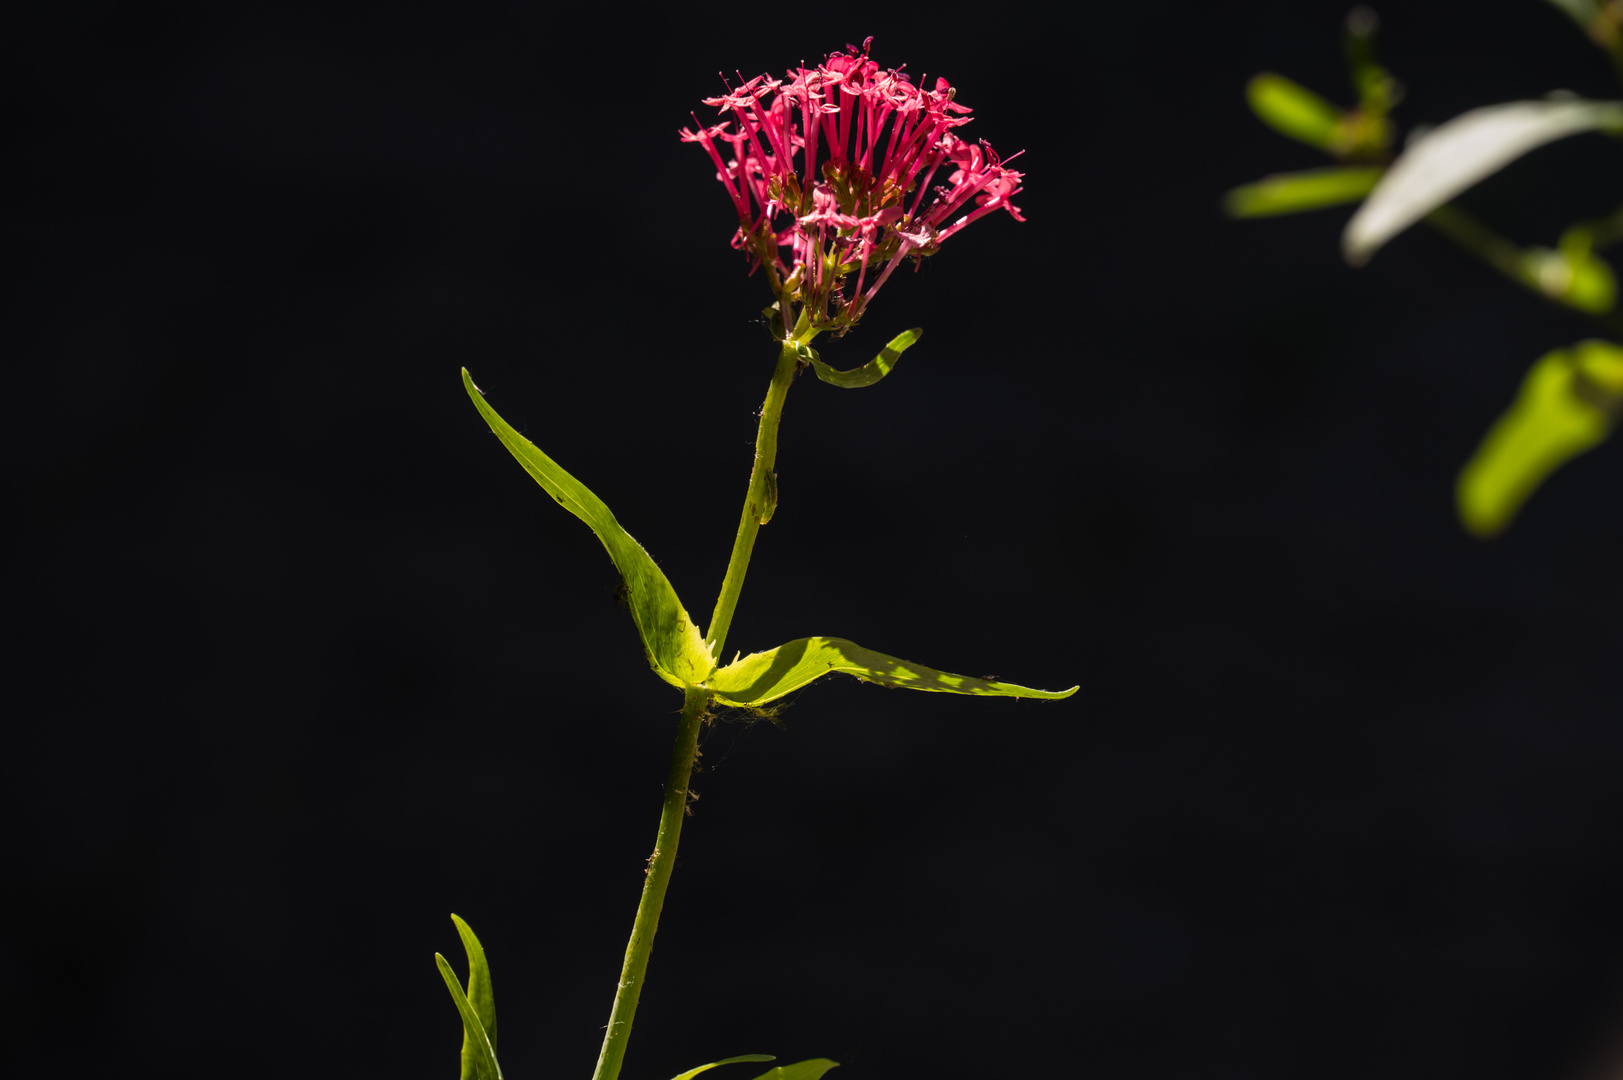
[451,915,496,1080]
[463,369,713,687]
[1246,73,1345,151]
[437,952,503,1080]
[707,636,1077,706]
[669,1055,777,1080]
[1457,340,1623,538]
[806,329,921,388]
[747,1061,840,1080]
[1343,98,1623,264]
[1223,166,1383,218]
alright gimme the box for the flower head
[680,39,1024,338]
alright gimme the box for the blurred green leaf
[1223,166,1383,218]
[437,952,503,1080]
[451,916,496,1080]
[1343,98,1623,264]
[1247,73,1344,150]
[1457,340,1623,537]
[747,1061,840,1080]
[708,636,1078,706]
[1544,0,1602,22]
[670,1055,777,1080]
[463,368,713,688]
[806,328,921,388]
[1542,0,1622,53]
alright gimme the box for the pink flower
[679,39,1024,338]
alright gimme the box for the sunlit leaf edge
[463,368,713,687]
[708,635,1078,705]
[669,1054,777,1080]
[747,1060,841,1080]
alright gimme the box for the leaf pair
[671,1056,839,1080]
[436,915,501,1080]
[463,363,1076,705]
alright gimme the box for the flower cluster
[681,39,1024,338]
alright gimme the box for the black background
[8,2,1623,1078]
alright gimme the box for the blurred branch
[1424,204,1623,331]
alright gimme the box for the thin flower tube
[680,38,1025,338]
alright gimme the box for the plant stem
[1423,204,1623,334]
[590,337,810,1080]
[1424,203,1528,285]
[705,339,802,662]
[590,686,709,1080]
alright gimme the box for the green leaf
[1542,0,1613,43]
[1457,340,1623,538]
[669,1055,777,1080]
[1246,73,1344,150]
[1223,167,1383,218]
[451,916,496,1080]
[437,952,503,1080]
[1343,98,1623,264]
[463,368,713,688]
[806,328,921,388]
[747,1061,840,1080]
[708,636,1078,706]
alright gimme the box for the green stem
[1423,203,1530,286]
[590,334,812,1080]
[590,686,709,1080]
[705,339,802,662]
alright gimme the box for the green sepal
[806,328,922,388]
[747,1061,840,1080]
[463,369,714,688]
[450,915,496,1080]
[1456,340,1623,537]
[1223,166,1383,218]
[669,1055,777,1080]
[437,951,503,1080]
[707,636,1078,706]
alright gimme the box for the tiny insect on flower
[679,38,1025,337]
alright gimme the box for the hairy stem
[590,686,709,1080]
[705,339,802,661]
[591,335,811,1080]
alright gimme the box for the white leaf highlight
[1343,98,1623,264]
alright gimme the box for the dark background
[8,2,1623,1078]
